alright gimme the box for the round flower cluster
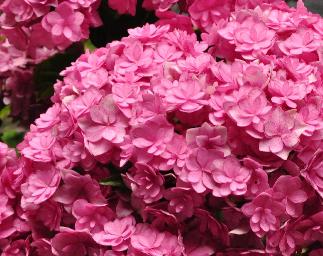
[1,1,323,256]
[0,0,102,120]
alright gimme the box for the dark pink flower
[242,192,285,237]
[130,223,183,256]
[93,216,135,251]
[124,163,164,204]
[21,166,60,205]
[72,199,114,234]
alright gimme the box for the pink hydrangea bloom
[131,115,174,156]
[259,108,306,160]
[228,88,272,127]
[130,223,183,255]
[93,216,136,251]
[21,166,60,205]
[4,6,323,254]
[78,95,128,156]
[208,156,251,197]
[301,149,323,198]
[164,187,203,220]
[72,199,114,233]
[51,229,96,256]
[242,192,285,237]
[278,29,321,56]
[186,122,230,156]
[108,0,137,16]
[272,175,308,217]
[41,2,87,44]
[218,17,276,60]
[124,163,164,204]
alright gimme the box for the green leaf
[0,106,10,120]
[84,39,96,52]
[100,179,124,187]
[1,129,24,148]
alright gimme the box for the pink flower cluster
[1,0,323,255]
[0,0,102,119]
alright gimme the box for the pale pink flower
[228,88,272,127]
[20,130,56,162]
[115,40,153,75]
[166,80,207,113]
[186,122,230,157]
[268,79,307,108]
[178,148,218,193]
[278,29,321,56]
[259,108,306,160]
[93,216,136,251]
[42,2,87,43]
[242,192,285,237]
[153,43,183,63]
[219,17,276,59]
[128,24,170,43]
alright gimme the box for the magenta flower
[72,199,114,234]
[164,187,203,220]
[21,166,60,205]
[131,115,174,156]
[78,95,128,156]
[166,80,207,113]
[51,229,96,256]
[268,79,307,108]
[301,149,323,198]
[124,163,164,204]
[272,176,308,217]
[228,88,272,127]
[42,2,87,43]
[109,0,137,16]
[209,156,251,197]
[278,29,321,56]
[130,223,183,255]
[259,108,306,160]
[186,122,230,156]
[242,192,285,237]
[93,216,136,251]
[53,170,105,208]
